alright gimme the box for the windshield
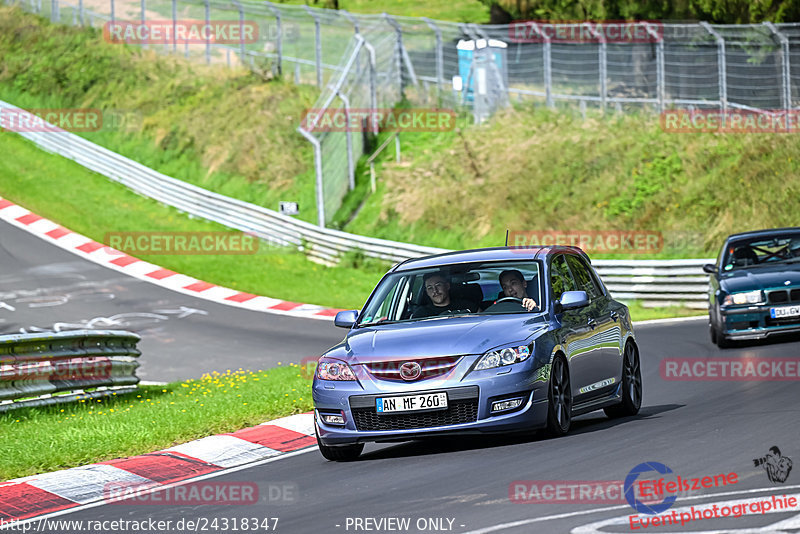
[358,261,543,326]
[722,233,800,271]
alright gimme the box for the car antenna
[504,229,509,246]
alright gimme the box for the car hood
[331,315,548,363]
[720,264,800,293]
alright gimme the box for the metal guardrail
[0,100,712,308]
[0,329,141,411]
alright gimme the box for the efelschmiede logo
[624,461,678,515]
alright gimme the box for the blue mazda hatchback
[312,246,642,461]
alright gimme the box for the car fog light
[492,398,524,413]
[321,413,345,425]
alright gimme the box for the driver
[499,270,538,312]
[411,272,475,318]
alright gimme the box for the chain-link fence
[5,0,800,225]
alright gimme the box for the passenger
[412,272,474,318]
[498,269,538,311]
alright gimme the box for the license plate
[376,392,447,414]
[771,306,800,318]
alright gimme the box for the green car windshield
[722,233,800,271]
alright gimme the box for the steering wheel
[495,297,523,304]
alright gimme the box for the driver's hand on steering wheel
[522,298,537,311]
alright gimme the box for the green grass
[0,132,388,310]
[273,0,489,22]
[345,106,800,258]
[0,366,314,481]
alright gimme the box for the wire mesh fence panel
[10,0,800,223]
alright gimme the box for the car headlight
[474,345,531,371]
[316,357,357,381]
[722,290,764,306]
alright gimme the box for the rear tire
[545,355,572,437]
[316,428,363,462]
[604,341,642,418]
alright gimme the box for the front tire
[605,341,642,418]
[316,428,363,462]
[546,355,572,436]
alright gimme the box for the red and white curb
[0,197,344,321]
[0,412,316,522]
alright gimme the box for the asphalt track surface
[0,219,345,381]
[5,218,800,533]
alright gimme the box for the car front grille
[352,400,479,431]
[349,385,479,431]
[363,356,462,381]
[767,288,800,304]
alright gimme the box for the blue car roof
[391,246,590,272]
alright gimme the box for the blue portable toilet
[456,39,508,102]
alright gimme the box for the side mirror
[334,310,359,328]
[702,263,717,274]
[559,290,590,311]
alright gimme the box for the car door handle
[587,317,597,329]
[610,311,619,322]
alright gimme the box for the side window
[550,255,578,301]
[565,255,601,300]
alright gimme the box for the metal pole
[423,18,444,94]
[50,0,56,22]
[78,0,83,25]
[586,23,606,111]
[336,91,355,191]
[297,127,325,227]
[141,0,147,49]
[340,8,358,34]
[204,0,210,64]
[384,14,404,96]
[171,0,176,53]
[764,22,791,113]
[360,36,378,135]
[264,2,282,77]
[645,23,664,112]
[232,0,245,65]
[528,22,553,108]
[110,0,114,27]
[701,22,727,116]
[303,5,322,88]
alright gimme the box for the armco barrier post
[171,0,177,53]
